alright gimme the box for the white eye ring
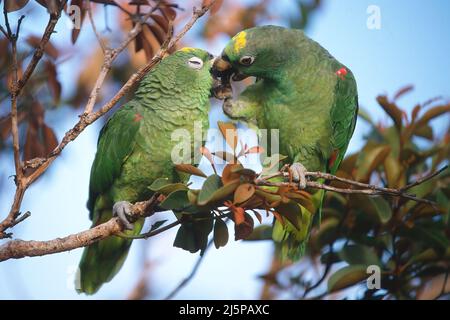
[239,55,255,66]
[188,57,203,69]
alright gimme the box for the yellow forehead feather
[232,31,247,54]
[179,47,196,53]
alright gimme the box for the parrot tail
[76,210,144,295]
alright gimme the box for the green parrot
[213,26,358,260]
[78,48,215,294]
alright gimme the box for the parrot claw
[290,163,308,189]
[113,201,134,230]
[222,99,234,118]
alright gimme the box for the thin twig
[0,11,27,239]
[165,238,215,300]
[117,220,181,239]
[302,245,334,298]
[255,166,448,207]
[401,165,448,192]
[87,0,107,52]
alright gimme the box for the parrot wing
[329,67,359,174]
[87,103,142,219]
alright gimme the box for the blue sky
[0,0,449,299]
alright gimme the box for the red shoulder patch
[133,113,143,122]
[328,149,339,169]
[336,67,348,80]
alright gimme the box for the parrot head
[213,25,298,81]
[137,47,216,97]
[171,47,216,85]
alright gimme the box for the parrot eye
[187,57,203,70]
[239,55,255,66]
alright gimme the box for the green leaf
[406,225,449,254]
[276,201,301,230]
[316,217,339,247]
[245,225,273,241]
[213,218,229,249]
[369,196,393,224]
[208,180,240,204]
[404,247,450,268]
[160,190,190,210]
[338,244,382,266]
[149,178,187,195]
[327,265,369,293]
[198,174,223,206]
[173,212,214,254]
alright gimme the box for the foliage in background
[1,1,448,300]
[257,88,450,300]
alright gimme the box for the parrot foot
[113,201,134,230]
[222,98,234,118]
[290,163,308,190]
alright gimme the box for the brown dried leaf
[218,121,238,151]
[252,210,262,224]
[202,0,224,14]
[393,85,414,101]
[159,5,176,21]
[148,22,167,45]
[234,212,254,240]
[222,163,243,185]
[199,146,216,173]
[416,104,450,128]
[45,60,61,104]
[377,95,403,130]
[233,183,255,205]
[150,13,169,32]
[129,0,149,5]
[42,124,58,154]
[174,164,207,178]
[245,146,264,154]
[4,0,29,12]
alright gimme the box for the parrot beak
[231,72,249,81]
[213,55,249,82]
[213,56,232,73]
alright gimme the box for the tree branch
[1,1,217,238]
[0,163,445,261]
[0,196,160,262]
[255,165,448,207]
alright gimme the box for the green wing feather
[79,102,143,294]
[329,67,359,174]
[87,103,141,218]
